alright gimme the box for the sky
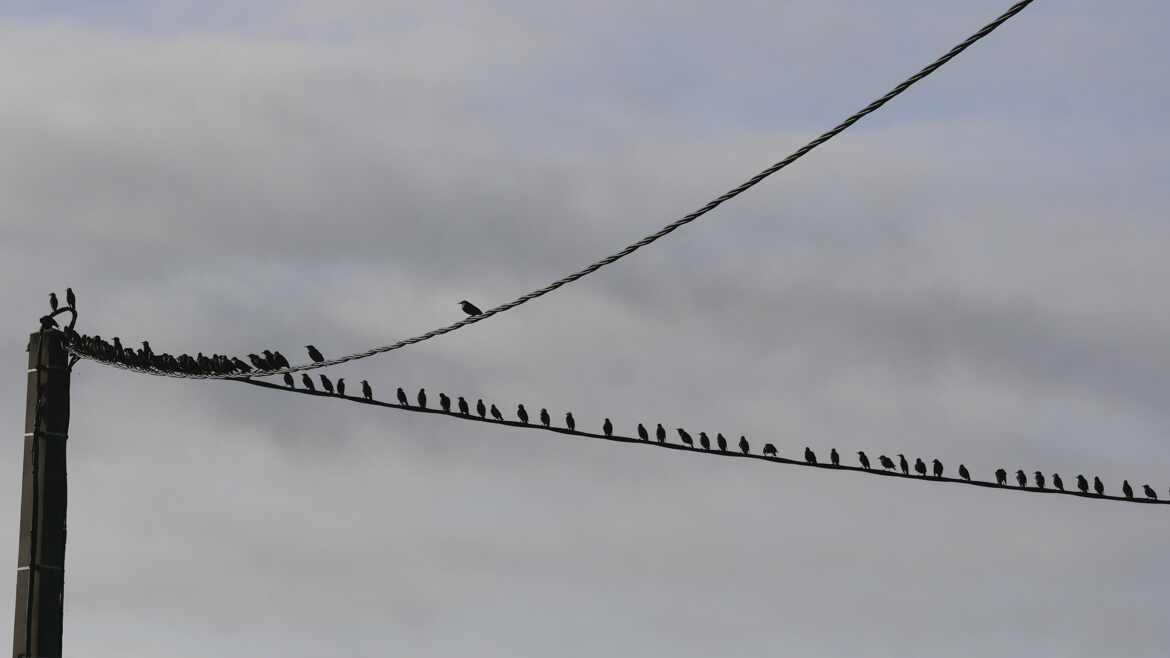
[1,1,1169,656]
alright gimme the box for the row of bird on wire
[50,294,1164,503]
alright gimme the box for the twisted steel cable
[68,0,1036,379]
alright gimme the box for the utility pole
[12,327,70,658]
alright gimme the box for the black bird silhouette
[490,404,503,421]
[272,351,291,369]
[699,432,710,450]
[932,459,943,478]
[336,379,346,396]
[362,380,373,401]
[739,436,750,455]
[762,443,777,457]
[1052,473,1064,491]
[306,345,325,363]
[459,300,483,316]
[603,418,613,437]
[677,428,693,448]
[898,454,909,475]
[49,292,58,311]
[717,433,728,452]
[565,412,575,430]
[397,388,409,406]
[804,447,817,464]
[458,397,470,415]
[66,287,76,308]
[417,388,427,409]
[958,464,970,481]
[440,393,451,412]
[1093,476,1104,496]
[301,374,316,392]
[637,424,648,441]
[858,451,871,470]
[656,424,666,443]
[1076,475,1089,494]
[995,469,1008,486]
[1122,480,1133,499]
[1033,471,1045,490]
[540,408,550,427]
[283,373,294,388]
[879,455,895,471]
[319,375,334,394]
[478,399,487,418]
[248,354,266,370]
[830,448,840,466]
[1143,484,1157,500]
[1015,470,1027,488]
[517,404,528,424]
[915,458,927,477]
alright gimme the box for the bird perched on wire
[49,292,59,312]
[717,433,728,452]
[517,404,528,424]
[458,397,470,415]
[1015,470,1026,488]
[995,469,1007,486]
[490,404,503,421]
[272,351,291,369]
[698,432,710,450]
[762,443,777,457]
[1143,484,1157,500]
[1033,471,1045,490]
[440,393,452,412]
[248,354,267,370]
[1093,476,1104,496]
[656,424,666,443]
[739,436,750,455]
[283,373,294,388]
[540,408,550,427]
[417,388,427,409]
[319,375,334,394]
[857,451,870,470]
[914,458,927,477]
[66,287,76,309]
[397,388,409,406]
[830,448,840,466]
[603,418,613,437]
[478,399,487,418]
[336,379,346,396]
[932,459,943,478]
[898,454,909,475]
[362,380,373,401]
[958,464,970,481]
[1076,475,1089,494]
[306,345,325,363]
[804,447,817,464]
[879,455,895,471]
[677,428,693,448]
[637,424,648,441]
[565,412,575,431]
[301,374,316,392]
[459,300,483,316]
[1122,480,1133,499]
[1052,473,1064,491]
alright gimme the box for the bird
[65,287,76,309]
[478,399,487,418]
[248,354,266,370]
[677,429,693,447]
[361,380,373,400]
[857,451,870,470]
[1076,474,1089,494]
[603,418,613,437]
[1122,480,1133,499]
[1143,484,1157,500]
[637,424,648,441]
[717,433,728,452]
[283,373,294,388]
[49,292,58,312]
[458,397,470,415]
[1033,471,1045,490]
[830,448,840,466]
[958,464,970,481]
[762,443,777,457]
[272,351,291,369]
[336,379,346,396]
[319,375,334,394]
[490,404,503,421]
[517,404,528,424]
[1015,470,1027,488]
[459,300,483,316]
[656,424,666,443]
[915,458,927,477]
[540,408,550,427]
[932,459,943,478]
[417,388,427,409]
[804,447,817,464]
[898,454,909,475]
[565,412,575,430]
[879,455,895,471]
[1052,473,1064,491]
[440,393,451,412]
[306,345,325,363]
[1093,476,1104,496]
[699,432,710,450]
[397,388,409,406]
[301,374,316,392]
[739,436,750,455]
[995,469,1007,486]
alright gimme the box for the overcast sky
[2,1,1169,656]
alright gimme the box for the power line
[231,377,1168,507]
[68,0,1037,379]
